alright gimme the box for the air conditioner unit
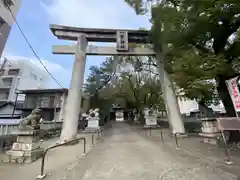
[3,0,16,7]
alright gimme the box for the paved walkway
[48,122,237,180]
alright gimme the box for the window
[4,92,9,100]
[0,69,4,75]
[2,77,13,87]
[0,91,9,100]
[8,69,19,75]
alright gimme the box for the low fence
[36,137,86,179]
[157,117,202,133]
[0,121,63,136]
[142,117,240,165]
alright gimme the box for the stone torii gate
[50,24,185,143]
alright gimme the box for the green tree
[84,56,165,122]
[84,57,118,118]
[125,0,240,116]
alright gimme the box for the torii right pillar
[157,53,185,134]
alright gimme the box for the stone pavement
[0,132,100,180]
[136,125,240,178]
[46,122,237,180]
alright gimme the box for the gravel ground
[136,126,240,178]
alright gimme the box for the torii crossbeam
[50,24,185,143]
[52,45,155,56]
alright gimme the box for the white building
[0,0,22,58]
[177,95,226,116]
[177,96,199,115]
[0,58,48,102]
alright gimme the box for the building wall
[0,90,9,101]
[58,92,67,121]
[0,22,10,59]
[177,96,226,116]
[23,93,61,109]
[20,91,67,122]
[16,60,48,93]
[54,110,60,121]
[0,59,48,102]
[0,0,22,57]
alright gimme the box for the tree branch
[126,75,139,104]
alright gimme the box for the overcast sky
[3,0,151,88]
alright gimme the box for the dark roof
[50,24,149,35]
[50,24,150,43]
[0,101,14,108]
[0,87,11,90]
[17,88,68,94]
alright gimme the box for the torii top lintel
[50,24,150,43]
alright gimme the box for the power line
[7,6,64,88]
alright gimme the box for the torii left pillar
[60,34,87,143]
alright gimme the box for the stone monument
[6,108,44,163]
[199,117,221,145]
[142,108,160,136]
[144,108,158,126]
[85,108,100,131]
[143,108,160,133]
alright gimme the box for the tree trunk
[216,74,240,143]
[139,110,145,125]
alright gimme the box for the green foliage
[84,57,117,115]
[125,0,147,15]
[85,56,165,112]
[125,0,240,107]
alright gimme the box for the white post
[59,34,87,143]
[156,54,185,134]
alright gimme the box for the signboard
[226,76,240,112]
[87,117,99,129]
[85,108,100,129]
[144,108,157,126]
[145,115,157,126]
